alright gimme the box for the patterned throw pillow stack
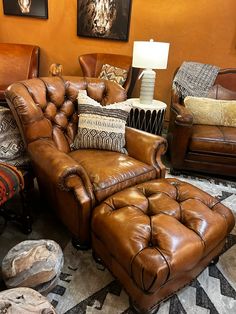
[72,91,131,153]
[0,106,30,169]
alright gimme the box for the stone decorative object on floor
[0,287,57,313]
[1,239,63,295]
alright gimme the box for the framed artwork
[3,0,48,19]
[77,0,132,41]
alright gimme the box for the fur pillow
[98,64,128,86]
[184,96,236,127]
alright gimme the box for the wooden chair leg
[0,193,32,234]
[19,189,32,234]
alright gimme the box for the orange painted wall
[0,0,236,120]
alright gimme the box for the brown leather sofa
[79,53,138,97]
[167,68,236,178]
[0,43,39,104]
[5,76,167,248]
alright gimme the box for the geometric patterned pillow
[0,106,30,169]
[73,104,130,154]
[98,64,128,86]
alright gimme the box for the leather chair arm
[171,102,193,126]
[168,101,194,169]
[27,139,95,205]
[125,127,167,178]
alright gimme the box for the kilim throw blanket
[173,61,220,99]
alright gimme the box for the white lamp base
[139,68,156,105]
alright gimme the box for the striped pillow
[73,104,130,153]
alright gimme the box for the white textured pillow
[106,101,132,112]
[77,90,101,107]
[184,96,236,127]
[73,104,130,153]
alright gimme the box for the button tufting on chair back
[5,76,127,155]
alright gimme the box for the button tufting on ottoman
[91,178,235,314]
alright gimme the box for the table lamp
[132,39,170,105]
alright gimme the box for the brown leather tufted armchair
[5,76,167,248]
[79,53,139,97]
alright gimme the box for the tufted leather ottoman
[91,178,235,314]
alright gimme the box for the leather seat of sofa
[69,149,156,202]
[189,125,236,156]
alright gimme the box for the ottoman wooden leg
[210,256,219,265]
[92,251,104,265]
[19,189,32,234]
[71,237,91,250]
[130,298,160,314]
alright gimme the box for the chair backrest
[0,43,40,101]
[79,53,133,94]
[5,76,127,154]
[214,68,236,91]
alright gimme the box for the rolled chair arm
[27,139,95,206]
[125,127,167,178]
[168,99,194,170]
[171,102,193,126]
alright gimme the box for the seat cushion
[69,149,156,202]
[189,125,236,156]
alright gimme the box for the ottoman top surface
[92,178,235,293]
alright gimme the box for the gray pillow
[0,106,30,169]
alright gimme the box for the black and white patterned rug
[47,173,236,314]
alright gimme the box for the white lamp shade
[132,40,170,69]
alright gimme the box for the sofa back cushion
[5,76,126,153]
[208,84,236,100]
[214,68,236,92]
